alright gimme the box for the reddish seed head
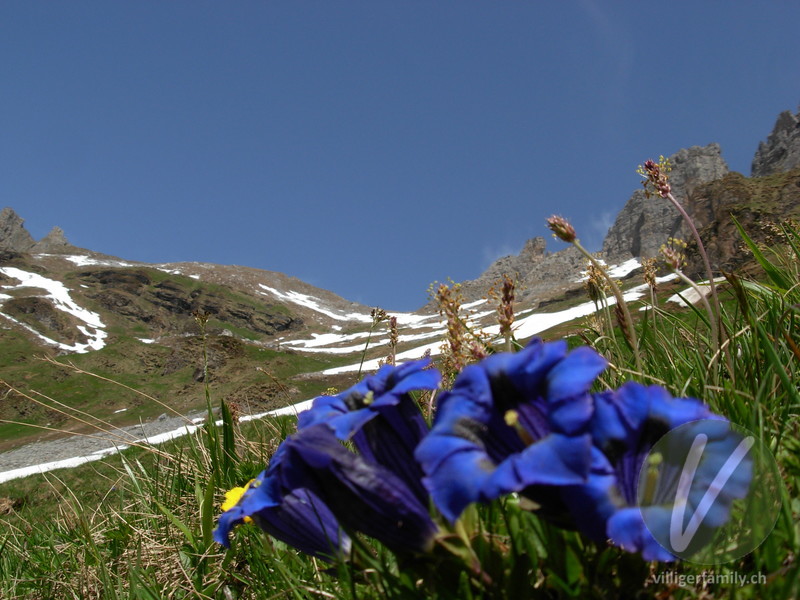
[640,158,671,198]
[546,215,577,243]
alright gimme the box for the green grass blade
[733,216,793,290]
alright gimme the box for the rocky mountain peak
[520,237,547,261]
[32,226,74,253]
[751,104,800,177]
[0,208,76,254]
[0,207,36,252]
[602,144,729,261]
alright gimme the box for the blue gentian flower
[214,423,439,556]
[217,359,440,557]
[415,338,608,523]
[213,464,350,561]
[299,358,440,503]
[276,424,439,554]
[562,382,750,561]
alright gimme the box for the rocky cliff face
[683,167,800,277]
[460,102,800,305]
[752,105,800,177]
[457,145,732,305]
[0,208,36,252]
[602,144,730,261]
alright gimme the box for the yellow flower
[222,480,255,524]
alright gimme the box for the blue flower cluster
[214,359,441,559]
[215,339,750,563]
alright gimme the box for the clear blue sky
[2,2,799,311]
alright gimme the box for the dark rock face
[75,267,301,337]
[602,144,729,261]
[0,208,35,252]
[3,296,89,345]
[683,168,800,277]
[752,106,800,177]
[459,144,732,306]
[464,237,547,296]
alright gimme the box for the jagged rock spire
[602,144,729,261]
[32,226,73,253]
[752,104,800,177]
[0,207,36,252]
[0,208,76,254]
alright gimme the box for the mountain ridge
[2,101,800,454]
[461,103,800,304]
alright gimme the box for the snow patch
[321,275,679,375]
[0,267,107,352]
[463,298,489,309]
[58,254,136,268]
[258,284,372,322]
[606,258,641,279]
[666,277,726,307]
[577,258,641,282]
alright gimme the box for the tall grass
[0,223,798,599]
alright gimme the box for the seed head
[370,307,388,325]
[584,262,609,304]
[546,215,577,243]
[659,241,686,271]
[637,156,672,198]
[642,257,658,291]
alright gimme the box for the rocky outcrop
[76,268,302,337]
[456,144,733,306]
[31,226,75,253]
[453,239,589,305]
[462,237,547,298]
[602,144,729,261]
[752,105,800,177]
[0,208,77,254]
[0,208,35,252]
[683,167,800,277]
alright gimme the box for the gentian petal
[378,359,442,397]
[418,339,606,524]
[567,383,749,562]
[213,472,350,561]
[354,396,430,503]
[558,448,618,540]
[548,394,595,436]
[417,434,496,524]
[299,358,440,438]
[253,488,351,560]
[546,346,608,402]
[607,507,675,562]
[282,425,438,554]
[483,433,593,499]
